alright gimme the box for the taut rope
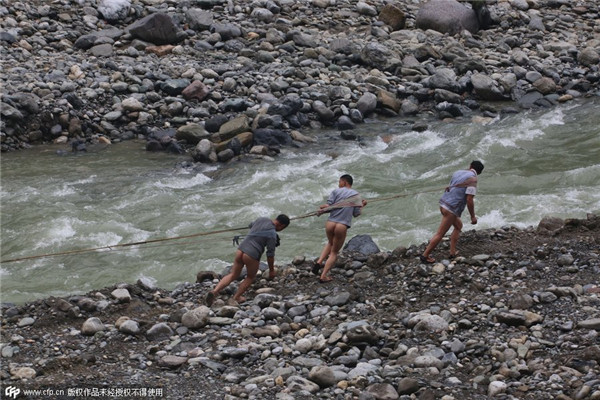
[1,185,450,264]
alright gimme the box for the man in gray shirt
[206,214,290,305]
[313,174,367,282]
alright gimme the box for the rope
[0,225,249,264]
[0,185,453,264]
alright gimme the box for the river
[1,98,599,304]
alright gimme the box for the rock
[408,313,449,332]
[397,377,420,395]
[176,124,210,145]
[471,73,508,100]
[119,319,140,335]
[17,317,35,327]
[488,381,507,397]
[286,375,320,393]
[416,0,479,34]
[308,365,337,388]
[379,4,406,31]
[253,128,291,146]
[181,306,211,329]
[81,317,105,335]
[495,310,543,327]
[578,318,600,330]
[191,139,217,163]
[111,288,131,303]
[366,383,399,399]
[186,9,213,31]
[357,92,378,117]
[11,366,36,380]
[146,322,174,341]
[509,293,534,310]
[159,355,188,369]
[578,47,600,67]
[344,235,380,255]
[182,81,210,101]
[97,0,130,23]
[127,13,182,45]
[218,116,249,141]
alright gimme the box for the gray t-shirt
[327,187,362,227]
[439,169,478,217]
[238,217,277,261]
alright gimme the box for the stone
[397,377,420,395]
[218,116,250,141]
[182,81,210,101]
[416,0,479,34]
[488,381,507,397]
[308,365,337,388]
[159,355,187,369]
[379,4,405,31]
[176,124,210,145]
[81,317,105,335]
[119,319,140,335]
[366,383,399,399]
[127,13,182,45]
[97,0,130,23]
[146,322,174,341]
[111,288,131,303]
[181,306,211,329]
[578,318,600,330]
[344,235,380,255]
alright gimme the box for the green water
[1,99,599,304]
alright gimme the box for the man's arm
[466,194,477,224]
[266,256,276,279]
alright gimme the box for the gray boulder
[416,0,479,34]
[344,235,380,255]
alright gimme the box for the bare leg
[212,250,245,296]
[320,222,347,281]
[449,216,463,256]
[232,253,260,303]
[316,223,333,265]
[422,207,457,259]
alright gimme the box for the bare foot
[319,276,333,283]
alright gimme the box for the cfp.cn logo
[4,386,21,399]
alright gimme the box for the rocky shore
[1,214,599,399]
[1,0,599,160]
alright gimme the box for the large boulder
[253,129,291,146]
[416,0,479,34]
[344,235,380,255]
[127,13,182,45]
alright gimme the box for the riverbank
[1,0,599,159]
[1,214,598,399]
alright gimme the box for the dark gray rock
[127,13,182,45]
[253,128,292,146]
[344,235,380,255]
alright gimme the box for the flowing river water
[1,98,599,304]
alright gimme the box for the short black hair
[276,214,290,227]
[340,174,353,186]
[470,160,484,175]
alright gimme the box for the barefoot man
[206,214,290,306]
[313,174,367,282]
[420,161,484,263]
